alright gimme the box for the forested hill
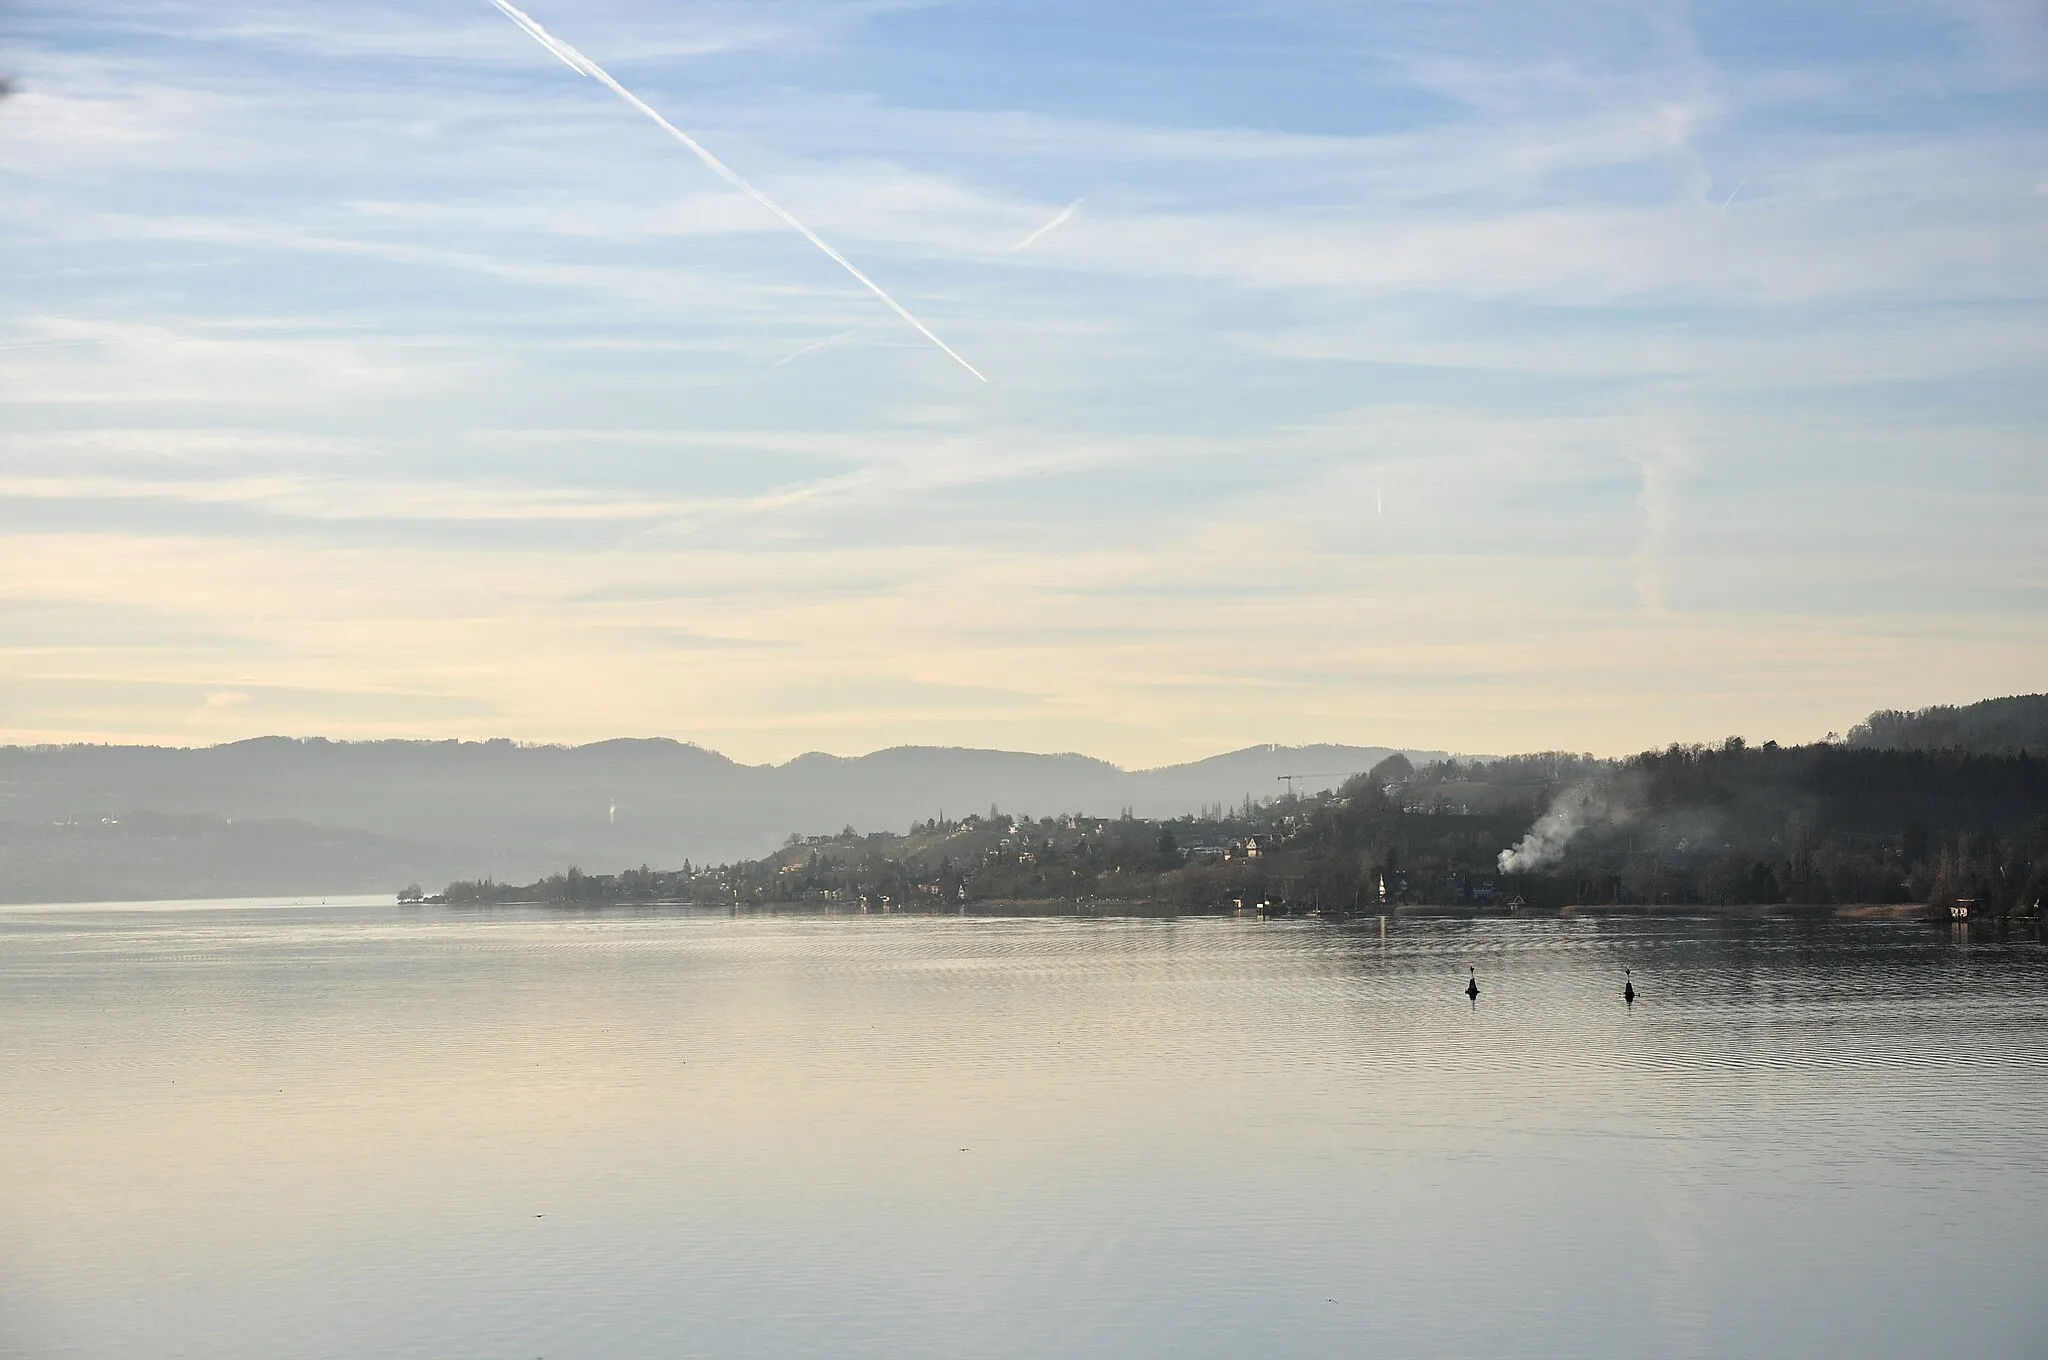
[7,695,2046,905]
[1848,694,2048,756]
[447,742,2048,916]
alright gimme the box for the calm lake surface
[2,905,2044,1359]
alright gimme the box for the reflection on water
[1,906,2044,1359]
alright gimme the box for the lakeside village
[411,743,2048,922]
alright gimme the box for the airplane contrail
[1701,139,1774,237]
[775,329,859,366]
[1006,198,1082,254]
[484,0,986,383]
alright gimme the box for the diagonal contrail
[485,0,985,383]
[1700,139,1774,239]
[1006,198,1081,254]
[775,329,859,366]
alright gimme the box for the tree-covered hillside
[1848,694,2048,756]
[441,741,2048,916]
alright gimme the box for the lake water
[2,905,2044,1359]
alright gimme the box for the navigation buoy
[1466,968,1479,1000]
[1624,969,1636,1005]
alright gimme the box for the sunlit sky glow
[3,0,2044,765]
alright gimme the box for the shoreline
[0,896,2021,928]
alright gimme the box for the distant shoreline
[405,897,1953,923]
[0,895,2000,925]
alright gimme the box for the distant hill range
[0,738,1441,902]
[1846,694,2048,757]
[7,692,2038,904]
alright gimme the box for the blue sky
[2,0,2044,763]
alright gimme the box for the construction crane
[1276,772,1357,797]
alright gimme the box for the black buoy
[1624,969,1636,1005]
[1466,968,1479,1000]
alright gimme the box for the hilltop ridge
[444,739,2048,918]
[6,692,2041,905]
[0,737,1444,901]
[1847,694,2048,756]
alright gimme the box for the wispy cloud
[3,0,2043,759]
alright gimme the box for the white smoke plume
[1006,199,1082,254]
[484,0,986,383]
[1498,782,1610,874]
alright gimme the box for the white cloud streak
[482,0,987,382]
[1006,198,1081,253]
[1699,138,1774,238]
[775,329,860,365]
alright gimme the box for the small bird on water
[1624,969,1636,1005]
[1466,968,1479,1000]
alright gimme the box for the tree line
[428,741,2048,916]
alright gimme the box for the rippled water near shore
[2,904,2043,1359]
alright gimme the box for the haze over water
[3,905,2044,1358]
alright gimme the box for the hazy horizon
[5,730,1459,771]
[0,686,2026,771]
[3,682,2038,770]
